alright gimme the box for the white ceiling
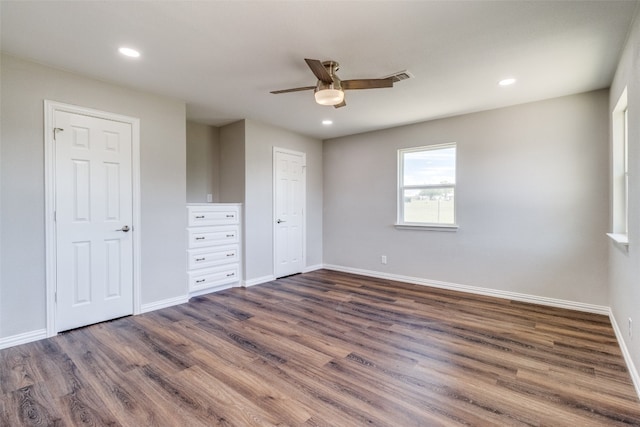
[1,1,637,139]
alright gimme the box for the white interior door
[54,110,134,332]
[274,148,305,278]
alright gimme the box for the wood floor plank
[56,329,177,426]
[2,269,640,426]
[0,346,41,395]
[5,383,64,426]
[186,351,311,425]
[177,364,288,426]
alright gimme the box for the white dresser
[186,203,242,295]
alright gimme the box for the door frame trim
[272,146,306,278]
[44,100,142,337]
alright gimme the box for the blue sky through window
[403,147,455,186]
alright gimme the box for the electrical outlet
[381,255,387,265]
[207,194,213,203]
[629,318,633,338]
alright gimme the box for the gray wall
[610,11,640,385]
[186,121,220,203]
[324,90,609,305]
[0,54,187,338]
[219,120,246,204]
[244,119,323,281]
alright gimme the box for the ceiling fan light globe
[315,89,344,106]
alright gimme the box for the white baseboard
[323,264,610,315]
[303,264,324,273]
[243,275,275,287]
[140,295,189,314]
[0,329,48,350]
[609,311,640,398]
[244,266,322,286]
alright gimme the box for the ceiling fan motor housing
[316,61,342,92]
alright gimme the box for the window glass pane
[612,90,628,235]
[403,188,455,224]
[624,107,628,174]
[403,147,456,185]
[624,107,629,234]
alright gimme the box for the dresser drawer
[187,225,239,249]
[189,265,239,291]
[187,245,239,270]
[188,206,239,227]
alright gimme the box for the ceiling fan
[270,58,394,108]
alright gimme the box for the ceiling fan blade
[342,78,394,90]
[305,58,333,84]
[334,99,347,109]
[270,86,316,94]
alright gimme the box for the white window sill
[395,223,459,232]
[607,233,629,247]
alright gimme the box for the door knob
[277,219,286,224]
[116,225,130,232]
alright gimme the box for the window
[610,88,629,246]
[397,143,457,228]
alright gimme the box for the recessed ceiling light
[498,78,516,86]
[322,119,333,125]
[118,47,140,58]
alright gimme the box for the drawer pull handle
[195,279,206,283]
[226,253,234,257]
[195,215,205,219]
[226,234,234,238]
[226,214,234,218]
[195,257,206,261]
[195,237,206,240]
[226,273,235,277]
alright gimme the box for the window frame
[396,143,458,231]
[609,88,629,247]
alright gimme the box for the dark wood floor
[2,270,640,426]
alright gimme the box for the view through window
[398,143,456,226]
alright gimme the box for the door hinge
[54,291,57,303]
[53,211,56,221]
[53,127,64,141]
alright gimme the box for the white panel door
[274,148,305,278]
[54,110,133,332]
